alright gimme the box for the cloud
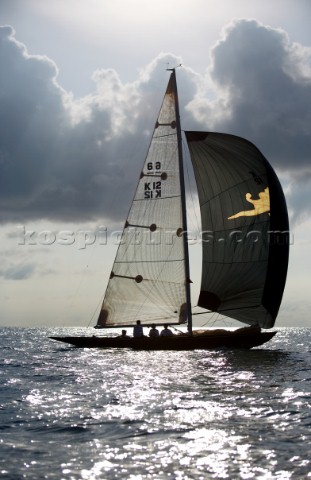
[0,27,187,223]
[0,262,36,280]
[188,19,311,168]
[0,21,310,226]
[286,170,311,225]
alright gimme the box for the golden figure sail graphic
[228,187,270,219]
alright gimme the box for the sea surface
[0,327,310,480]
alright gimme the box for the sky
[0,0,311,328]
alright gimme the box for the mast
[169,68,193,334]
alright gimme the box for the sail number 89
[147,162,161,171]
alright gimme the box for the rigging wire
[87,294,105,328]
[61,243,95,328]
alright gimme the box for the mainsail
[97,74,188,327]
[186,132,289,328]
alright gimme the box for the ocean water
[0,327,310,480]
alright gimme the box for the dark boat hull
[50,328,276,350]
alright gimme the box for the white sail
[97,75,188,327]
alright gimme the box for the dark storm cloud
[0,22,310,225]
[189,19,311,168]
[0,27,191,223]
[0,27,159,223]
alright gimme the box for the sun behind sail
[96,75,188,328]
[186,132,289,329]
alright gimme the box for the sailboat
[51,68,289,350]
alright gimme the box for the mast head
[166,64,182,72]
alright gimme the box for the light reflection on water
[0,327,310,479]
